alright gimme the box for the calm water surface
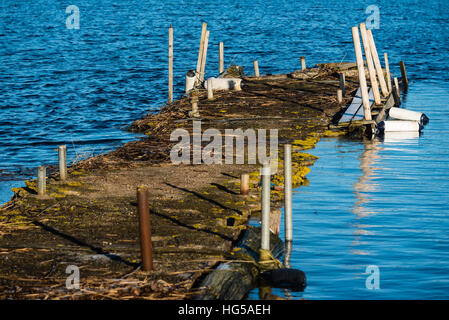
[1,0,449,299]
[248,81,449,299]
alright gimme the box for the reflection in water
[352,139,382,218]
[382,131,419,143]
[350,132,420,254]
[284,240,292,268]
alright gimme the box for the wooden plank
[338,87,375,124]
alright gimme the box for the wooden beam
[359,23,381,105]
[366,29,389,97]
[351,26,372,121]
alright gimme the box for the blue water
[247,81,449,299]
[1,0,449,299]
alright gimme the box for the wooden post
[199,30,210,83]
[207,79,213,100]
[392,78,401,106]
[137,186,153,271]
[195,22,207,84]
[37,166,46,196]
[352,26,372,121]
[219,42,224,74]
[168,25,173,103]
[359,23,381,105]
[261,162,271,251]
[253,60,260,77]
[384,52,392,93]
[300,56,306,70]
[394,77,401,99]
[339,73,346,96]
[367,29,389,97]
[58,145,67,181]
[240,173,249,196]
[399,61,409,87]
[284,144,292,242]
[337,89,343,104]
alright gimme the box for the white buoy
[377,120,422,132]
[204,77,242,91]
[185,70,196,94]
[388,107,429,125]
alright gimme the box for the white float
[185,70,196,94]
[388,107,429,125]
[377,120,422,132]
[204,77,242,91]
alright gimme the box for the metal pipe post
[137,186,153,271]
[58,145,67,181]
[284,144,293,242]
[261,162,271,251]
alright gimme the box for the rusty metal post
[137,186,153,271]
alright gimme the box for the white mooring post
[284,144,293,242]
[168,25,173,103]
[253,60,260,77]
[219,42,224,74]
[261,162,271,251]
[58,145,67,181]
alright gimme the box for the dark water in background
[1,0,449,299]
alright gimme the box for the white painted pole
[199,30,210,83]
[367,29,389,97]
[253,60,260,77]
[351,26,372,121]
[219,42,224,74]
[359,23,381,105]
[168,25,173,103]
[384,52,392,93]
[58,145,67,181]
[261,162,271,251]
[185,70,196,94]
[284,144,292,242]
